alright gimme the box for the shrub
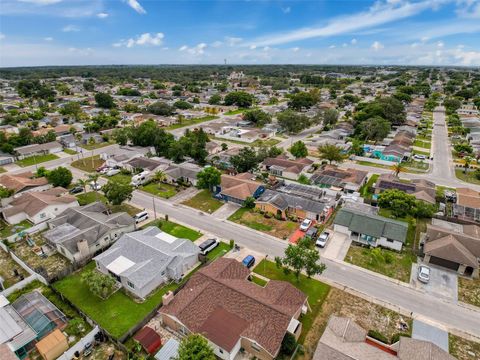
[368,330,389,344]
[391,332,410,344]
[280,333,297,355]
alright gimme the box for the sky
[0,0,479,67]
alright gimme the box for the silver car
[417,265,430,283]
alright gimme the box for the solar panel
[278,183,325,199]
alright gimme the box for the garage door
[429,256,460,271]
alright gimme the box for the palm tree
[88,173,100,201]
[76,178,89,193]
[391,163,404,177]
[153,170,166,183]
[463,156,472,174]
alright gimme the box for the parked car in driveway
[242,255,255,268]
[300,219,312,231]
[90,182,102,191]
[417,265,430,283]
[106,168,121,176]
[305,227,318,239]
[199,238,218,255]
[69,186,83,194]
[413,154,426,160]
[315,231,330,248]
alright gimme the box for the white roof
[287,317,300,334]
[0,308,22,344]
[155,231,177,244]
[106,255,135,275]
[0,295,9,308]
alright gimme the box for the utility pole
[152,195,157,220]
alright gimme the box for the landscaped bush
[368,330,389,344]
[391,332,410,344]
[280,332,297,355]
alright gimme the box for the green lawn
[79,141,114,151]
[63,148,77,155]
[16,153,59,167]
[413,139,431,149]
[165,115,218,130]
[250,275,268,287]
[207,242,232,261]
[356,160,391,170]
[253,260,330,344]
[455,169,480,185]
[76,192,140,216]
[0,219,32,239]
[53,262,184,339]
[224,108,248,115]
[140,182,178,199]
[104,173,132,184]
[144,219,202,241]
[412,149,431,157]
[359,174,379,198]
[71,155,105,173]
[181,189,224,213]
[0,167,6,173]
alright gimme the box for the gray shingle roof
[334,208,408,243]
[257,189,326,214]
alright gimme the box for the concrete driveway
[410,263,458,302]
[211,202,240,220]
[322,232,352,261]
[225,245,265,266]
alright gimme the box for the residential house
[14,142,62,160]
[58,134,77,149]
[216,173,265,205]
[159,258,308,360]
[333,207,408,251]
[422,220,480,278]
[206,141,222,155]
[255,189,333,222]
[207,147,241,170]
[164,163,202,186]
[94,226,200,299]
[375,175,437,204]
[453,188,480,222]
[124,156,170,173]
[0,292,67,360]
[0,172,50,197]
[313,316,454,360]
[261,155,313,180]
[311,165,368,193]
[43,202,135,263]
[2,188,78,225]
[32,125,71,138]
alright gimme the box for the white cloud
[179,43,207,55]
[292,47,300,52]
[62,24,80,32]
[225,36,243,46]
[248,0,450,46]
[249,45,257,50]
[437,41,444,47]
[44,37,53,41]
[126,0,146,14]
[17,0,62,4]
[68,47,93,56]
[97,12,108,19]
[351,38,357,44]
[453,47,480,65]
[281,6,291,14]
[211,41,223,48]
[0,33,5,40]
[371,41,384,51]
[329,45,336,48]
[342,43,348,47]
[114,32,164,48]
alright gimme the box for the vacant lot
[458,277,480,307]
[253,259,330,345]
[229,208,297,239]
[76,192,140,216]
[182,189,224,213]
[144,219,202,241]
[71,155,105,172]
[166,115,217,130]
[79,141,114,151]
[140,182,178,199]
[413,139,431,149]
[449,334,480,360]
[0,249,29,289]
[345,245,416,283]
[298,287,412,360]
[16,153,59,167]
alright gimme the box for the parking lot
[410,263,458,302]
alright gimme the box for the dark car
[69,186,83,194]
[242,255,255,268]
[199,238,218,255]
[305,227,318,239]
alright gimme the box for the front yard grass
[63,148,77,155]
[104,173,132,184]
[297,287,412,359]
[345,245,416,283]
[71,155,105,173]
[455,169,480,185]
[16,153,59,167]
[181,189,224,213]
[79,141,114,151]
[206,242,232,261]
[458,277,480,307]
[76,192,140,216]
[413,139,431,149]
[0,219,32,239]
[228,208,297,239]
[449,334,480,360]
[140,182,178,199]
[249,274,268,287]
[253,259,330,344]
[144,219,202,241]
[53,262,180,339]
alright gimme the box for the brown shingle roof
[160,258,307,356]
[220,173,262,201]
[263,156,313,175]
[456,188,480,208]
[0,172,48,193]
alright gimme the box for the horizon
[1,0,480,67]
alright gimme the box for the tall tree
[243,109,272,127]
[102,180,133,205]
[177,334,215,360]
[46,167,73,188]
[230,147,259,173]
[277,110,310,134]
[289,141,308,158]
[317,144,344,164]
[196,167,221,190]
[95,92,115,109]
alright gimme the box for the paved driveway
[225,245,265,266]
[322,232,351,261]
[410,263,458,302]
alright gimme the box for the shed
[154,338,180,360]
[35,329,68,360]
[134,326,162,355]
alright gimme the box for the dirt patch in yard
[0,249,29,288]
[449,334,480,360]
[299,288,412,360]
[458,277,480,308]
[229,208,297,239]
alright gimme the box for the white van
[131,171,151,187]
[134,211,149,224]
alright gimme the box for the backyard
[16,153,59,167]
[0,248,29,289]
[143,219,202,241]
[0,219,32,239]
[297,287,412,360]
[458,277,480,307]
[181,189,224,213]
[345,245,416,283]
[140,181,178,199]
[359,174,379,199]
[253,259,330,344]
[71,155,105,173]
[228,208,298,239]
[76,192,141,216]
